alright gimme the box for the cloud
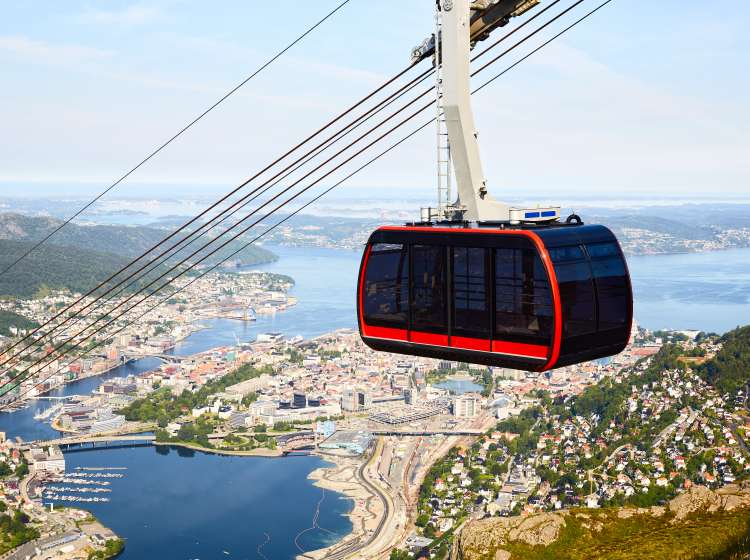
[77,4,163,26]
[0,35,114,66]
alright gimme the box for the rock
[451,485,750,559]
[451,513,565,559]
[669,486,721,522]
[508,513,566,546]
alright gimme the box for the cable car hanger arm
[416,0,560,224]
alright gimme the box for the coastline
[300,453,379,560]
[152,440,282,457]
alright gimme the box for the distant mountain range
[0,213,276,299]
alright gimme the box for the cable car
[357,223,632,372]
[355,1,633,371]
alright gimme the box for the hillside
[0,310,38,337]
[698,326,750,395]
[0,213,276,268]
[0,239,137,299]
[452,484,750,560]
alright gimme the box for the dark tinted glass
[453,247,489,337]
[549,245,585,262]
[412,245,447,332]
[495,247,553,344]
[587,243,629,330]
[363,243,409,328]
[551,246,597,337]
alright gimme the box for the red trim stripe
[374,226,562,370]
[492,340,549,359]
[362,325,408,341]
[410,331,449,346]
[451,336,490,352]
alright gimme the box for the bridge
[370,429,484,437]
[121,352,185,364]
[33,434,156,450]
[28,395,81,401]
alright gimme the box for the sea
[1,244,749,558]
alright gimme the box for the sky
[1,0,748,206]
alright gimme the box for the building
[341,388,358,412]
[403,387,421,406]
[316,420,336,439]
[357,390,372,411]
[342,388,372,412]
[29,446,65,474]
[319,430,373,456]
[453,394,480,418]
[293,391,307,409]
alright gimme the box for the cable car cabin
[357,224,632,372]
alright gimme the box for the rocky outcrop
[668,483,750,522]
[451,513,565,560]
[451,483,750,560]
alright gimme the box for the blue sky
[1,1,748,203]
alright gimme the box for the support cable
[0,0,556,367]
[0,0,354,280]
[1,0,614,402]
[0,1,563,368]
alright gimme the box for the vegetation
[0,212,276,268]
[495,508,750,560]
[117,363,272,424]
[0,213,278,299]
[87,538,125,559]
[698,325,750,395]
[0,510,40,553]
[0,310,38,337]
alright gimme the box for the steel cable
[2,0,614,404]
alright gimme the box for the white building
[454,394,480,418]
[29,446,65,475]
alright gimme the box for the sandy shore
[298,452,385,560]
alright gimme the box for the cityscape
[1,1,748,559]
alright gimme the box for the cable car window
[550,245,597,337]
[363,243,409,328]
[549,245,585,262]
[453,247,489,337]
[412,245,447,333]
[587,243,629,330]
[586,242,620,259]
[495,248,553,344]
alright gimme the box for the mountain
[452,484,750,560]
[0,213,276,268]
[698,326,750,395]
[0,239,139,299]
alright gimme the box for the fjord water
[62,447,351,559]
[2,244,749,558]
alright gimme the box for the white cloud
[77,5,163,26]
[0,35,114,66]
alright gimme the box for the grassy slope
[502,509,750,560]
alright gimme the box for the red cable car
[357,223,632,372]
[356,1,633,371]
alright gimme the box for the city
[1,1,748,559]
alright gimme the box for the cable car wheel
[357,221,633,372]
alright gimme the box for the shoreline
[300,453,377,560]
[152,440,283,457]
